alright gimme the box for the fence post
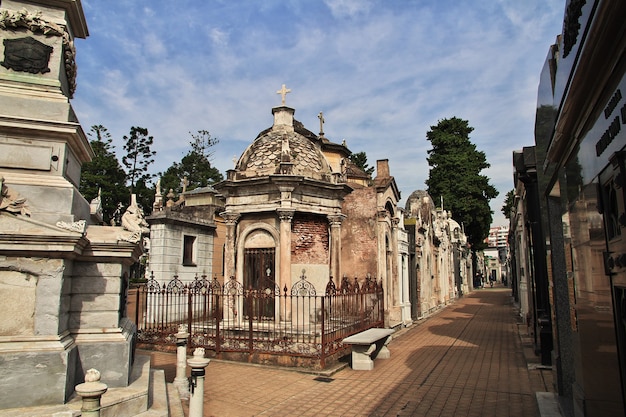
[248,293,254,354]
[134,286,140,328]
[320,296,326,368]
[188,288,193,337]
[74,369,108,417]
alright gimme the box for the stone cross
[182,176,189,193]
[318,112,325,136]
[276,84,291,105]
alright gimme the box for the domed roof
[405,190,434,219]
[235,107,333,181]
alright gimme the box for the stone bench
[342,328,395,370]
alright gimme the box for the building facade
[511,1,626,415]
[404,190,471,320]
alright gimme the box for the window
[183,235,196,266]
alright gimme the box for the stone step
[135,369,168,417]
[166,383,186,417]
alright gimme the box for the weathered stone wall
[341,187,378,277]
[291,213,328,264]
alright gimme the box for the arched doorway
[243,229,277,320]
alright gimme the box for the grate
[313,376,334,383]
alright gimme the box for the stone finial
[193,347,205,358]
[84,368,101,383]
[90,188,103,222]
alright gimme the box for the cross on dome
[276,84,291,105]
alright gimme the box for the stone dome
[405,190,434,220]
[235,106,333,181]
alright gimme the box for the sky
[72,0,566,227]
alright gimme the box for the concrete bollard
[187,347,210,417]
[174,324,190,399]
[74,369,108,417]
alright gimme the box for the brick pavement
[145,286,553,417]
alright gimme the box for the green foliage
[122,126,156,193]
[121,126,156,214]
[348,151,374,177]
[425,117,498,251]
[502,189,515,220]
[80,125,128,223]
[159,130,224,196]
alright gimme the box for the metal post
[174,324,190,399]
[187,348,210,417]
[74,369,108,417]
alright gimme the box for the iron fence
[134,272,384,368]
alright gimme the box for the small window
[183,235,196,266]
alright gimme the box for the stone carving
[117,195,149,243]
[122,201,149,234]
[90,188,103,222]
[84,368,101,383]
[0,9,77,97]
[0,176,30,216]
[56,219,87,234]
[1,37,52,73]
[153,178,163,211]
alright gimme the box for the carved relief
[0,176,30,216]
[56,219,86,234]
[1,37,52,73]
[0,9,77,97]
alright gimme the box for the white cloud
[73,0,564,227]
[323,0,373,19]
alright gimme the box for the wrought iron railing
[134,272,384,368]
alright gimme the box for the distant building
[487,225,509,248]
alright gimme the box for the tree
[122,126,156,213]
[122,126,156,193]
[425,117,498,252]
[501,189,515,220]
[159,130,223,195]
[80,125,128,223]
[348,151,375,177]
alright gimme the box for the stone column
[391,217,400,307]
[174,324,190,399]
[187,348,210,417]
[277,208,295,320]
[328,214,346,282]
[75,369,108,417]
[221,211,240,279]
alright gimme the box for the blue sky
[73,0,565,226]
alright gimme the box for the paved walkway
[145,286,554,416]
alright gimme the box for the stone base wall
[0,339,77,408]
[73,318,136,387]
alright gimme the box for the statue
[121,195,149,235]
[0,176,31,216]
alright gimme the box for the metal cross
[276,84,291,105]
